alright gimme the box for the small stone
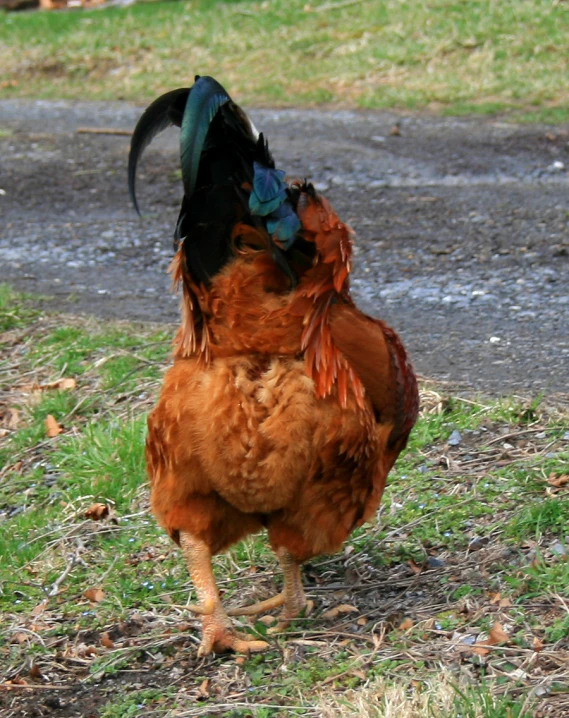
[448,430,461,446]
[469,537,489,551]
[427,557,445,568]
[547,161,565,172]
[550,541,567,557]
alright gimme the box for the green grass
[1,286,568,716]
[1,0,569,120]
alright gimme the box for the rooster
[128,76,419,656]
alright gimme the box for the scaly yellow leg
[268,548,313,634]
[179,531,269,656]
[227,548,312,632]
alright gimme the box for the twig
[485,428,547,446]
[76,127,132,136]
[0,683,74,691]
[47,548,81,598]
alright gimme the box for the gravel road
[1,100,568,395]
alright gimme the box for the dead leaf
[321,604,359,620]
[487,622,509,645]
[547,473,568,488]
[100,632,114,649]
[350,669,367,681]
[73,643,99,658]
[470,644,491,656]
[399,618,414,631]
[357,617,367,626]
[2,407,20,430]
[10,632,29,644]
[532,636,544,652]
[489,592,501,605]
[29,663,45,681]
[85,503,109,521]
[45,414,62,437]
[17,381,41,392]
[32,600,49,616]
[9,676,29,686]
[83,588,105,603]
[408,559,423,575]
[41,377,77,391]
[198,679,210,698]
[499,597,513,608]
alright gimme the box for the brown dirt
[1,100,568,396]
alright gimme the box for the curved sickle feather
[128,87,190,215]
[180,76,232,200]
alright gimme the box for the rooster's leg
[179,531,269,656]
[228,549,312,631]
[268,548,313,633]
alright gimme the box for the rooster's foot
[198,615,270,656]
[267,599,314,635]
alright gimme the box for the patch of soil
[0,100,568,395]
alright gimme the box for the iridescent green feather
[180,76,231,199]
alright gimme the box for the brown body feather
[147,190,419,563]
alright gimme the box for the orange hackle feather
[169,190,366,410]
[292,191,365,409]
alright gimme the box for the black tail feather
[128,87,189,215]
[129,76,308,287]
